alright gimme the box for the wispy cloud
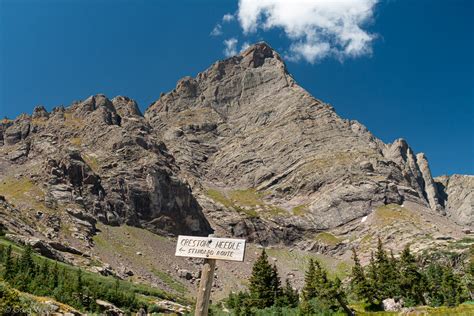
[222,13,235,22]
[214,0,379,63]
[223,38,238,57]
[210,24,222,36]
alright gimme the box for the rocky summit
[0,42,472,294]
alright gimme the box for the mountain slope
[0,42,472,296]
[144,42,470,244]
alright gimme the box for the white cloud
[236,0,378,63]
[223,38,238,57]
[222,13,235,22]
[210,24,222,36]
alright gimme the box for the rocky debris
[41,300,83,316]
[435,175,473,226]
[3,115,30,145]
[434,234,453,240]
[7,142,30,161]
[152,300,190,315]
[89,264,117,277]
[32,105,49,119]
[5,234,66,262]
[95,299,124,316]
[135,308,146,316]
[382,298,403,312]
[48,241,87,256]
[177,269,193,280]
[120,266,134,277]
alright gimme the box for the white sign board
[175,235,246,262]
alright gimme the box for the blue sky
[0,0,472,176]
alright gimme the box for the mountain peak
[239,42,284,68]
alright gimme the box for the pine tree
[50,261,59,290]
[3,245,15,281]
[75,268,84,307]
[270,264,282,303]
[13,245,36,291]
[387,249,401,297]
[399,245,426,306]
[277,279,299,308]
[366,251,381,304]
[350,247,375,306]
[302,258,317,301]
[248,249,276,308]
[18,245,34,272]
[466,261,474,301]
[425,263,444,307]
[374,238,397,299]
[440,265,467,307]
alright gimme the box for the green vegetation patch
[0,177,47,211]
[31,117,48,126]
[81,153,100,173]
[264,247,351,280]
[373,204,417,226]
[63,112,84,129]
[152,269,187,295]
[292,204,308,216]
[205,188,286,218]
[448,237,474,250]
[69,137,82,147]
[0,237,183,314]
[314,232,341,246]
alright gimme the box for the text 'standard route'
[175,236,246,262]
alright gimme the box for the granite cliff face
[0,43,472,267]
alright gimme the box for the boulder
[95,299,124,316]
[382,298,403,312]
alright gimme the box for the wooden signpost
[175,235,246,316]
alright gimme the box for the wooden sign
[175,235,246,262]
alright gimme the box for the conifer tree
[75,268,84,306]
[248,249,275,308]
[277,279,299,308]
[387,249,401,297]
[350,248,374,305]
[270,264,282,303]
[3,245,15,282]
[302,258,317,301]
[374,238,394,299]
[399,245,426,306]
[425,263,444,306]
[440,265,466,307]
[50,261,59,290]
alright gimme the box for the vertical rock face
[416,153,443,213]
[435,175,473,226]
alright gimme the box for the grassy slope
[0,236,186,311]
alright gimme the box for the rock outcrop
[435,175,473,226]
[0,94,212,247]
